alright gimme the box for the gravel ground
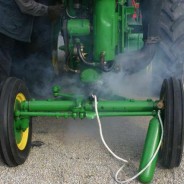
[0,116,184,184]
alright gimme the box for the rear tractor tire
[51,21,66,75]
[154,0,184,85]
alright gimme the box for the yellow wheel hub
[15,93,29,151]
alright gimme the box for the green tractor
[0,0,184,183]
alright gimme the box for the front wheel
[0,77,32,167]
[159,77,184,168]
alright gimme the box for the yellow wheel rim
[15,93,29,151]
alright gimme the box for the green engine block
[52,0,142,82]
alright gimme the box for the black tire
[157,0,184,80]
[51,20,65,75]
[159,77,184,168]
[0,77,32,167]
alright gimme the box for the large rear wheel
[51,20,66,75]
[153,0,184,85]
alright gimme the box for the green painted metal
[52,85,61,97]
[86,111,156,119]
[127,33,143,51]
[93,0,117,62]
[67,19,90,36]
[15,111,156,119]
[84,99,157,112]
[80,69,100,83]
[117,1,123,53]
[139,117,161,183]
[67,0,76,17]
[52,86,84,99]
[14,99,30,144]
[51,0,142,84]
[15,111,77,118]
[16,98,158,120]
[21,101,76,112]
[14,118,29,144]
[20,99,157,112]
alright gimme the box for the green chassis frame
[14,86,163,183]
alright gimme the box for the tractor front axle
[15,98,160,119]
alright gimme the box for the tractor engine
[52,0,142,82]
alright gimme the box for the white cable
[92,94,164,184]
[115,110,164,183]
[92,95,128,163]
